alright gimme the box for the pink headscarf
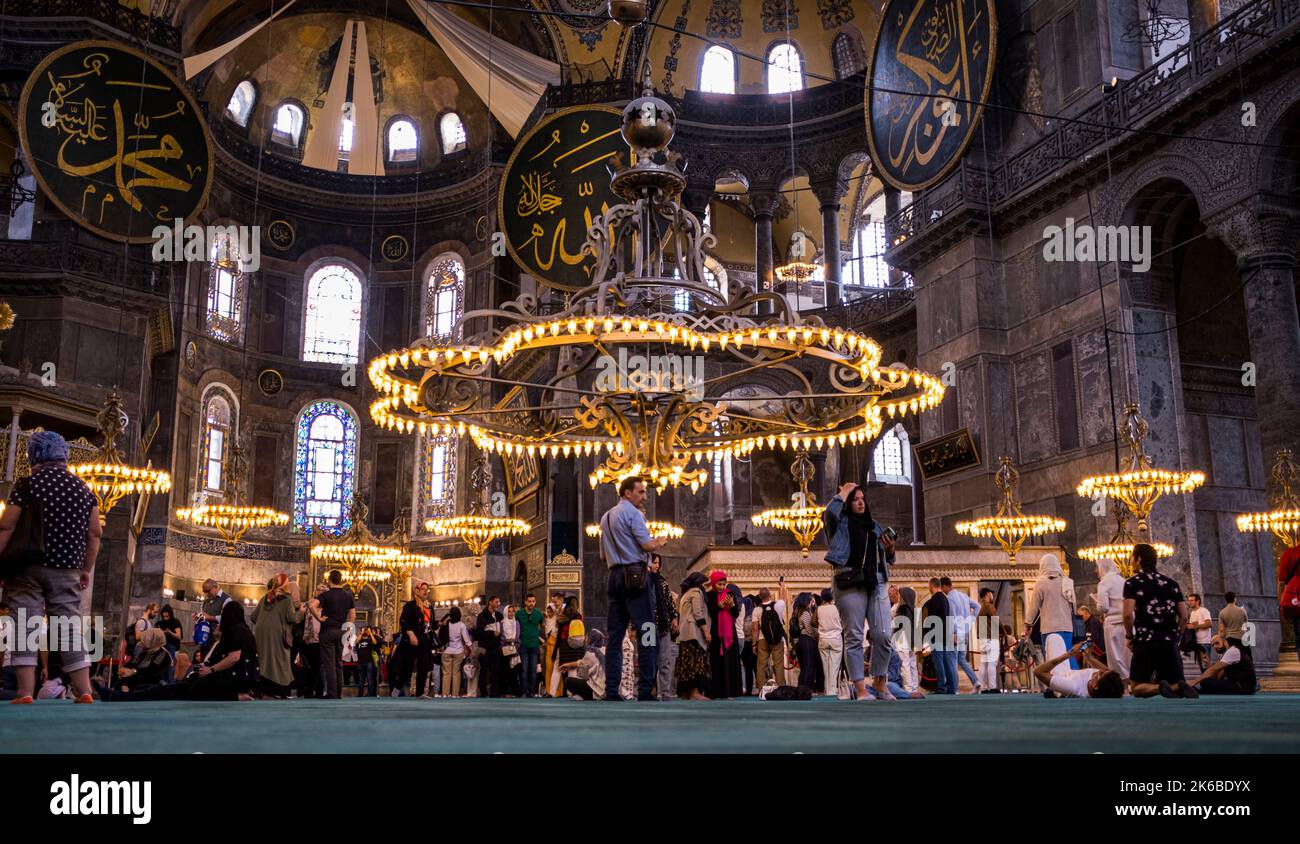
[709,571,735,652]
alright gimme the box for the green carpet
[4,694,1299,754]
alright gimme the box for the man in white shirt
[1092,557,1129,679]
[1185,593,1213,672]
[816,588,843,695]
[1032,640,1125,698]
[941,578,980,692]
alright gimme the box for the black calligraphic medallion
[866,0,997,191]
[266,220,295,251]
[913,427,982,481]
[381,235,410,263]
[498,105,623,290]
[18,42,213,243]
[258,368,284,397]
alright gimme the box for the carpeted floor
[4,694,1300,754]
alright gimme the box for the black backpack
[435,622,450,649]
[763,685,812,701]
[759,603,785,645]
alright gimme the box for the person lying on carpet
[1131,636,1254,698]
[1032,640,1125,698]
[95,602,259,702]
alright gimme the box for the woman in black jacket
[393,581,434,697]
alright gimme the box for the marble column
[750,190,777,316]
[883,187,905,287]
[1186,0,1217,39]
[812,178,847,307]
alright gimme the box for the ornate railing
[886,0,1300,245]
[804,285,915,330]
[2,0,181,52]
[209,119,510,196]
[0,239,169,294]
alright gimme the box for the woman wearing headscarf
[1092,556,1130,680]
[704,570,742,699]
[551,596,584,696]
[251,572,302,698]
[559,628,607,700]
[1025,553,1077,676]
[674,572,712,700]
[98,602,259,701]
[113,628,172,693]
[890,585,919,693]
[823,483,897,700]
[541,601,559,696]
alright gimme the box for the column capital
[810,177,849,209]
[1205,199,1300,269]
[748,189,780,218]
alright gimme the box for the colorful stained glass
[293,400,358,533]
[206,235,245,343]
[425,254,464,340]
[303,264,362,363]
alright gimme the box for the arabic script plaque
[498,106,623,291]
[18,41,213,243]
[914,427,982,481]
[866,0,997,191]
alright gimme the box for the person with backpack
[823,483,897,701]
[0,430,102,705]
[439,606,475,697]
[752,586,787,688]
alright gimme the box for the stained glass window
[293,400,358,532]
[226,80,256,127]
[440,112,467,154]
[700,46,736,94]
[425,254,464,340]
[303,264,362,363]
[200,390,234,494]
[767,43,804,94]
[418,430,458,522]
[206,234,244,342]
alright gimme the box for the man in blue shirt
[941,577,982,692]
[599,476,667,701]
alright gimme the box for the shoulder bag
[0,478,46,578]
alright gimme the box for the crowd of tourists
[0,434,1284,704]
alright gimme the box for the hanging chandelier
[752,446,824,558]
[1236,448,1300,547]
[71,387,171,524]
[425,450,529,567]
[956,456,1066,565]
[309,494,405,583]
[774,231,821,285]
[585,520,684,540]
[367,69,946,493]
[175,440,289,554]
[1076,402,1204,532]
[1077,506,1174,577]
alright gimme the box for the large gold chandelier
[1076,403,1204,532]
[367,71,945,493]
[752,446,824,558]
[956,456,1066,565]
[71,387,171,524]
[425,450,528,566]
[1236,448,1300,547]
[175,440,289,554]
[1077,506,1174,578]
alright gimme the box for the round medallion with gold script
[266,220,295,251]
[18,41,214,243]
[498,105,623,291]
[257,368,284,397]
[865,0,997,192]
[381,235,410,263]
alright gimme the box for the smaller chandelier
[774,231,820,284]
[175,441,289,554]
[1077,506,1174,577]
[71,387,171,524]
[752,447,824,558]
[425,451,529,567]
[1076,403,1203,532]
[328,565,392,597]
[585,520,684,540]
[1236,448,1300,547]
[956,456,1065,565]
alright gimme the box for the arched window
[225,80,256,127]
[767,43,804,94]
[199,388,236,496]
[700,45,736,94]
[271,102,304,147]
[424,254,465,339]
[831,32,866,79]
[418,430,458,521]
[293,401,358,532]
[439,112,467,154]
[338,102,355,159]
[871,424,911,485]
[303,264,363,364]
[205,230,245,343]
[388,117,418,163]
[703,255,727,296]
[848,192,912,288]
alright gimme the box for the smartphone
[883,526,898,541]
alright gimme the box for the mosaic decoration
[293,401,358,533]
[762,0,799,33]
[547,0,609,52]
[818,0,854,29]
[661,0,693,95]
[706,0,742,39]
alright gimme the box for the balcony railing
[804,285,915,330]
[0,238,169,295]
[885,0,1300,246]
[3,0,181,52]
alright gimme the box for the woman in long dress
[704,570,742,699]
[251,573,302,698]
[674,573,711,700]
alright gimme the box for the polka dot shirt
[7,466,97,569]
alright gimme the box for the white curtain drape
[301,19,355,171]
[183,0,300,79]
[350,20,382,176]
[405,0,560,138]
